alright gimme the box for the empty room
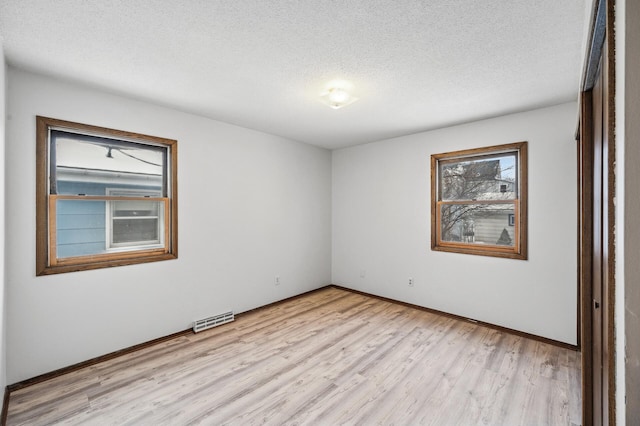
[0,0,638,425]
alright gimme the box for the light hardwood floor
[6,287,581,425]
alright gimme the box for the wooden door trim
[579,89,594,424]
[579,0,617,424]
[604,2,617,422]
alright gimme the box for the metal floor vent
[193,311,234,333]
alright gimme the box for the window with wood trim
[36,116,178,275]
[431,142,527,259]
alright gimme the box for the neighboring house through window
[36,116,178,275]
[431,141,527,259]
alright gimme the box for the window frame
[430,141,528,260]
[36,116,178,275]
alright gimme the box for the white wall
[620,0,640,422]
[0,41,7,391]
[332,102,578,344]
[5,68,332,384]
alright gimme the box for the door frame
[578,0,617,424]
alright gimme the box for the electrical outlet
[408,277,414,287]
[275,276,280,286]
[360,269,366,278]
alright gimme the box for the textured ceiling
[0,1,588,149]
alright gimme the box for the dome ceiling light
[319,81,358,110]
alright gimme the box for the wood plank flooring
[6,287,582,425]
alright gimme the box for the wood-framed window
[36,116,178,275]
[431,141,527,260]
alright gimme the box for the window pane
[440,203,516,247]
[112,200,159,217]
[53,133,163,196]
[55,199,164,259]
[109,200,164,248]
[439,153,517,201]
[56,199,107,258]
[113,218,159,244]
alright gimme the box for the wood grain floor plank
[6,287,581,425]
[125,311,373,423]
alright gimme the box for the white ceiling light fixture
[319,81,359,110]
